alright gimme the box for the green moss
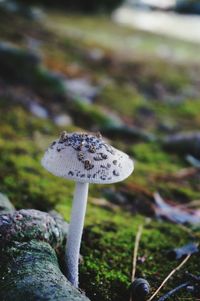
[99,83,145,118]
[78,211,199,301]
[131,143,176,167]
[128,142,200,201]
[128,142,181,188]
[175,99,200,121]
[145,98,200,132]
[70,100,119,128]
[157,182,200,202]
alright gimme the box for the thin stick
[131,224,144,282]
[130,224,144,301]
[147,254,191,301]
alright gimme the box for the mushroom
[41,131,134,288]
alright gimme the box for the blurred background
[0,0,200,300]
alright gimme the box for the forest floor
[0,5,200,301]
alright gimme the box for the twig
[147,254,191,301]
[157,282,189,301]
[131,224,144,282]
[130,224,144,301]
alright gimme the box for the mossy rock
[0,42,65,98]
[0,240,90,301]
[0,198,89,301]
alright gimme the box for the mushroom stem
[66,181,89,288]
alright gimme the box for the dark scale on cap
[57,145,66,152]
[99,169,107,177]
[68,171,74,176]
[80,133,86,138]
[76,142,84,151]
[50,141,56,149]
[100,163,111,170]
[113,170,120,176]
[94,152,108,161]
[59,131,69,143]
[88,145,96,153]
[94,153,103,161]
[113,160,117,165]
[84,160,94,170]
[59,133,109,157]
[103,144,115,155]
[77,151,85,162]
[101,153,108,159]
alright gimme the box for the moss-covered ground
[0,6,199,301]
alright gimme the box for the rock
[0,209,68,248]
[0,0,19,13]
[87,48,105,62]
[186,154,200,168]
[175,0,200,14]
[130,278,150,301]
[0,0,44,20]
[103,188,128,205]
[163,132,200,158]
[0,196,90,301]
[26,37,43,54]
[27,7,45,21]
[64,78,100,103]
[0,42,65,97]
[0,241,90,301]
[53,114,73,126]
[29,101,49,119]
[0,42,41,83]
[35,68,66,98]
[101,124,155,142]
[158,120,179,134]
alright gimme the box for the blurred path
[113,6,200,44]
[45,12,200,62]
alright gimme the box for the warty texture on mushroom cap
[41,132,134,184]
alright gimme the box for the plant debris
[153,192,200,225]
[167,242,199,260]
[147,254,191,301]
[157,282,189,301]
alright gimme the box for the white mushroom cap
[41,132,134,184]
